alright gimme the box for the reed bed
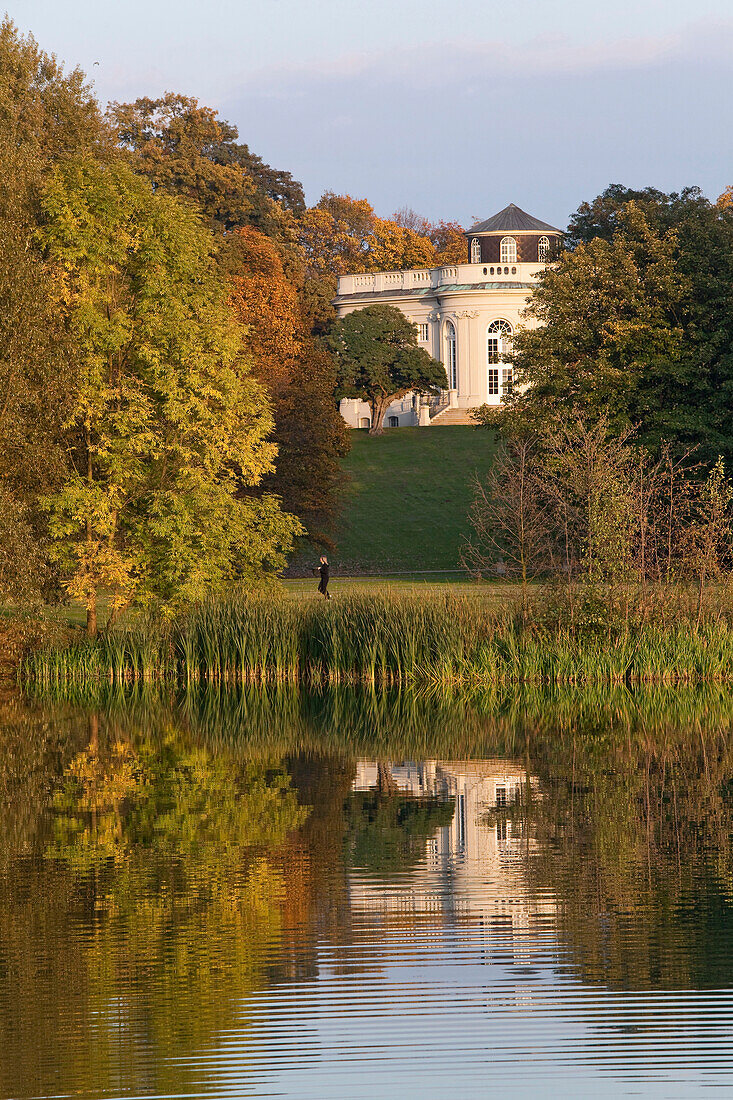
[22,591,733,690]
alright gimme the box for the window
[388,416,399,428]
[538,235,551,263]
[495,786,507,807]
[417,322,430,342]
[445,321,457,389]
[488,367,499,396]
[470,237,481,263]
[502,367,513,398]
[500,236,517,264]
[487,319,513,364]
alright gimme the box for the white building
[349,759,554,937]
[335,204,561,429]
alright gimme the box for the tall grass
[22,590,733,690]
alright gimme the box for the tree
[329,305,448,434]
[221,227,349,542]
[431,220,468,264]
[566,183,675,248]
[38,158,301,634]
[493,187,733,464]
[495,204,688,445]
[0,17,110,168]
[680,457,733,625]
[462,437,553,612]
[0,18,112,600]
[108,93,304,233]
[300,193,444,278]
[393,209,467,264]
[225,226,301,399]
[265,340,350,545]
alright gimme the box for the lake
[1,685,732,1098]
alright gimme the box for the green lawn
[282,578,514,603]
[326,425,497,574]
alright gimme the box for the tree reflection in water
[0,684,732,1097]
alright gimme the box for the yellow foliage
[717,186,733,210]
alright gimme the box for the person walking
[316,555,331,600]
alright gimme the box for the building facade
[334,204,561,429]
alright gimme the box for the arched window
[500,236,517,264]
[537,235,551,263]
[487,319,513,397]
[445,321,457,390]
[470,237,481,263]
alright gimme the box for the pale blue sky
[11,0,733,227]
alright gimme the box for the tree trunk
[87,589,98,638]
[696,569,706,630]
[106,600,131,633]
[368,394,392,435]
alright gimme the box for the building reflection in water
[349,759,555,953]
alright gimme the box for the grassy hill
[327,426,497,574]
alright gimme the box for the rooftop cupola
[465,203,562,265]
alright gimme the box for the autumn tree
[0,18,112,599]
[0,17,111,169]
[329,305,447,435]
[431,220,468,264]
[225,226,301,397]
[221,227,349,542]
[108,93,304,234]
[393,208,467,264]
[300,193,454,278]
[38,159,301,634]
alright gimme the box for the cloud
[222,22,733,227]
[237,20,733,91]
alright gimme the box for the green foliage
[25,586,733,691]
[108,93,304,233]
[264,339,351,546]
[507,185,733,463]
[329,304,448,434]
[37,158,301,626]
[0,18,113,602]
[344,789,454,873]
[506,204,686,438]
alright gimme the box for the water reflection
[0,686,732,1097]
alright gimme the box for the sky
[11,0,733,229]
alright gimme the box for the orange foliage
[227,227,302,397]
[432,220,468,264]
[300,193,466,276]
[717,186,733,210]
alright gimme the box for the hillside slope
[330,426,497,573]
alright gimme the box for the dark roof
[467,203,561,235]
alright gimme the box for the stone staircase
[429,406,478,426]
